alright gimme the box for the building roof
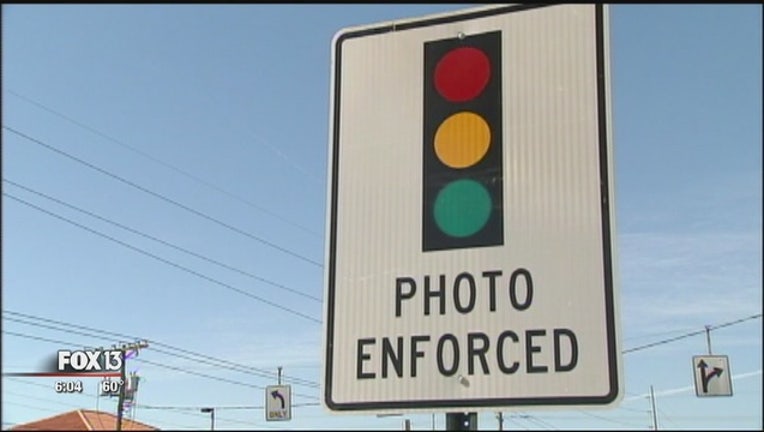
[10,409,159,431]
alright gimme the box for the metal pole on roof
[201,408,215,430]
[650,385,659,430]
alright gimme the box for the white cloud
[623,369,762,402]
[617,230,761,334]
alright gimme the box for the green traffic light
[433,179,492,238]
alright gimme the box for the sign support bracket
[446,412,478,431]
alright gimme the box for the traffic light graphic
[423,31,503,252]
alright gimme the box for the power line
[136,357,281,392]
[246,129,324,183]
[136,403,318,429]
[657,407,676,428]
[3,330,74,347]
[3,390,90,410]
[3,125,323,268]
[131,404,265,429]
[5,88,322,238]
[623,314,762,354]
[2,383,204,430]
[4,309,760,399]
[9,173,754,350]
[506,415,530,430]
[622,326,697,342]
[3,178,321,302]
[131,403,283,429]
[574,410,639,428]
[3,401,62,414]
[3,297,759,394]
[3,399,273,430]
[2,329,319,402]
[6,313,762,429]
[516,413,556,430]
[3,377,253,429]
[509,414,539,430]
[619,406,651,413]
[4,315,320,397]
[138,403,320,410]
[3,377,53,390]
[3,310,320,390]
[3,193,322,324]
[2,390,154,432]
[623,370,761,402]
[3,310,321,388]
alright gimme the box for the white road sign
[692,355,733,397]
[323,4,622,413]
[265,385,291,421]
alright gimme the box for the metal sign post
[446,412,478,431]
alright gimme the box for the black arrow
[271,390,285,409]
[697,360,724,393]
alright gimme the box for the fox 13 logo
[57,350,123,373]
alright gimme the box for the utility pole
[116,352,127,431]
[649,385,659,431]
[278,366,282,385]
[705,325,713,354]
[116,340,149,431]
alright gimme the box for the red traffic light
[434,46,491,103]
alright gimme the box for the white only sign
[323,4,622,413]
[266,385,292,421]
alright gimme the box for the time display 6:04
[55,380,83,393]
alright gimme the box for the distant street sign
[324,3,622,413]
[692,355,733,397]
[265,385,292,421]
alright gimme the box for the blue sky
[2,4,761,430]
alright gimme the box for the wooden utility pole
[116,340,149,431]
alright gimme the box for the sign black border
[325,3,619,411]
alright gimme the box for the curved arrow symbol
[271,390,285,409]
[697,359,724,393]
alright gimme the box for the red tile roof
[10,409,159,431]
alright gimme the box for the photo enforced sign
[324,3,621,413]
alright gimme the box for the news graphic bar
[3,372,122,378]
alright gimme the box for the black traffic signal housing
[422,30,504,252]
